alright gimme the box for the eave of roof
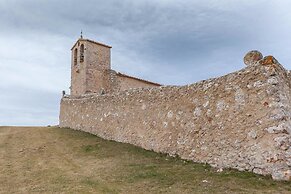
[116,72,162,86]
[71,38,112,50]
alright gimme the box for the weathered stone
[272,170,291,181]
[243,50,263,66]
[265,123,289,134]
[260,56,278,66]
[248,130,257,139]
[274,136,290,150]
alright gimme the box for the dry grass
[0,126,290,194]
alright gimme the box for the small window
[80,44,84,63]
[74,48,78,66]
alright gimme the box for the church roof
[71,38,112,50]
[116,72,162,86]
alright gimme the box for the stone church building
[61,37,291,181]
[70,37,161,96]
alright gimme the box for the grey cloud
[1,0,291,125]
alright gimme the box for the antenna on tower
[80,30,83,39]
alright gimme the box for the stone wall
[60,58,291,181]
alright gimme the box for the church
[70,36,161,96]
[60,37,291,181]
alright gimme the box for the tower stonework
[70,38,112,96]
[70,38,160,96]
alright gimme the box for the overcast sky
[1,0,291,126]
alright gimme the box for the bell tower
[70,36,112,96]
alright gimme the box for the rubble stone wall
[60,60,291,180]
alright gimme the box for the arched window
[80,44,84,63]
[74,48,78,66]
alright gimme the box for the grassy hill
[0,126,290,194]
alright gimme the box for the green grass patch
[1,126,290,194]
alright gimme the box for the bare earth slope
[0,126,290,194]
